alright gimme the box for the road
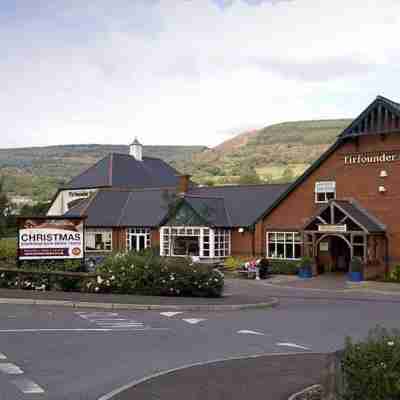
[0,293,400,399]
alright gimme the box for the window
[315,181,336,203]
[266,232,302,260]
[160,227,231,258]
[85,229,112,252]
[126,228,151,252]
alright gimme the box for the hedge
[268,259,299,275]
[341,326,400,400]
[0,251,224,298]
[95,251,224,297]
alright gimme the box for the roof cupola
[130,137,143,161]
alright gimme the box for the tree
[0,179,9,238]
[238,166,263,185]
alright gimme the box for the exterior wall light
[238,227,244,233]
[380,170,388,177]
[378,185,386,193]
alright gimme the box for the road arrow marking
[276,342,311,351]
[182,318,206,325]
[11,378,45,394]
[160,312,183,317]
[237,330,265,336]
[0,363,24,375]
[0,352,7,360]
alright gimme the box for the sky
[1,0,400,148]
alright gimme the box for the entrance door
[318,235,351,273]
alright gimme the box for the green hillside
[0,145,206,202]
[173,119,353,185]
[1,118,353,203]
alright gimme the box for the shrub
[0,238,17,262]
[350,257,363,273]
[386,265,400,283]
[341,326,400,400]
[268,259,298,275]
[224,257,242,271]
[299,256,312,271]
[96,252,224,297]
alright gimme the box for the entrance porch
[303,200,387,279]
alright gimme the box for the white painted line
[237,330,265,336]
[160,312,183,317]
[0,352,7,360]
[0,363,24,375]
[182,318,206,325]
[11,378,45,394]
[276,342,311,351]
[0,328,168,333]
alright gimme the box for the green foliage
[96,251,224,297]
[19,202,50,217]
[0,238,17,261]
[224,256,242,271]
[299,256,312,269]
[237,166,263,185]
[350,257,363,273]
[341,326,400,400]
[268,259,299,275]
[385,265,400,283]
[0,179,9,238]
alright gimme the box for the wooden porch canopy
[304,200,385,234]
[303,200,385,261]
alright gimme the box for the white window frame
[126,228,151,252]
[85,229,112,252]
[315,181,336,204]
[160,226,231,258]
[266,232,302,260]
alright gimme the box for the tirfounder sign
[344,151,399,165]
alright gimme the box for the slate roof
[334,200,385,233]
[189,184,290,227]
[65,184,290,228]
[63,153,181,190]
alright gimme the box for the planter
[298,268,312,279]
[348,271,363,282]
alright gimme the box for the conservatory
[160,226,231,258]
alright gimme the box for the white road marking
[0,363,24,374]
[0,352,7,360]
[182,318,206,325]
[276,342,311,351]
[160,312,183,317]
[11,378,45,394]
[237,330,265,336]
[0,328,168,333]
[76,312,146,329]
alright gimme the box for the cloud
[1,0,400,149]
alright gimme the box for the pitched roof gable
[63,153,181,190]
[339,95,400,139]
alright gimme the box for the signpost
[18,217,85,261]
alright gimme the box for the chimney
[178,175,191,194]
[129,137,143,161]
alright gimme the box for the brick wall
[259,133,400,270]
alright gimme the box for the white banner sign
[19,219,84,260]
[318,224,347,233]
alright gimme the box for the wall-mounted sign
[18,217,85,260]
[318,224,347,233]
[344,151,399,165]
[319,242,329,252]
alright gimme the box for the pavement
[0,279,279,311]
[107,353,328,400]
[0,276,400,399]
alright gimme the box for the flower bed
[0,251,224,298]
